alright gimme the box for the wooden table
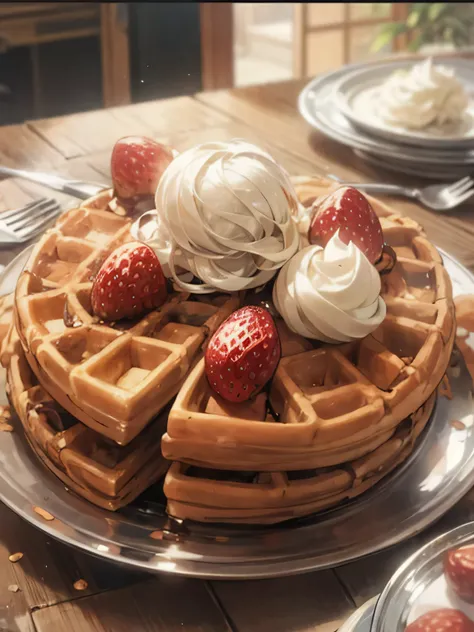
[0,78,473,632]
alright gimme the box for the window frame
[294,3,411,77]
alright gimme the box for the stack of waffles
[0,178,455,524]
[162,178,455,524]
[1,190,239,510]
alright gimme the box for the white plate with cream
[299,62,474,164]
[336,58,474,148]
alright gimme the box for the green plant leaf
[370,22,407,52]
[407,3,429,28]
[428,3,448,21]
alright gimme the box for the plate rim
[371,521,474,632]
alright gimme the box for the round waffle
[14,191,240,445]
[161,177,455,523]
[4,176,456,525]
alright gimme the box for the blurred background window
[233,2,474,85]
[0,3,473,125]
[233,2,401,83]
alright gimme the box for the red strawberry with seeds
[405,609,474,632]
[91,241,167,321]
[111,136,174,201]
[444,545,474,604]
[308,186,384,264]
[205,306,281,403]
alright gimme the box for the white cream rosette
[377,57,469,130]
[133,140,300,294]
[273,231,386,343]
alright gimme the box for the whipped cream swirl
[134,140,300,294]
[273,232,386,343]
[376,58,469,130]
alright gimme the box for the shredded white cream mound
[130,209,192,282]
[132,140,300,294]
[273,231,386,343]
[376,58,469,130]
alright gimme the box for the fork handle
[341,182,416,197]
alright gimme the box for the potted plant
[371,3,474,54]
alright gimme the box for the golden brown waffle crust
[162,177,455,475]
[13,190,240,445]
[2,316,170,511]
[164,390,436,524]
[3,178,457,526]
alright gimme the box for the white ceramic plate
[336,59,474,148]
[298,59,474,167]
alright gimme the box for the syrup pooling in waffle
[14,190,240,444]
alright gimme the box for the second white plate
[336,59,474,148]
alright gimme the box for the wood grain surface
[0,74,473,632]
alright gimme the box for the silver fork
[0,197,61,244]
[326,175,474,211]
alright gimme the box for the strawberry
[444,545,474,604]
[111,136,174,201]
[308,186,384,264]
[205,306,281,403]
[91,241,167,321]
[405,609,474,632]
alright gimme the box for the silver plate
[340,597,378,632]
[0,249,474,579]
[372,523,474,631]
[298,59,474,165]
[335,59,474,148]
[353,150,474,181]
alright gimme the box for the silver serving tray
[372,523,474,631]
[298,59,474,166]
[0,248,473,579]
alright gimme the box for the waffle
[1,308,171,511]
[164,390,435,524]
[14,191,240,445]
[161,177,455,522]
[3,176,457,524]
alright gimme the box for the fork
[0,197,61,244]
[326,175,474,211]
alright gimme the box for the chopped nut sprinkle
[73,579,88,591]
[8,553,23,563]
[33,506,55,521]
